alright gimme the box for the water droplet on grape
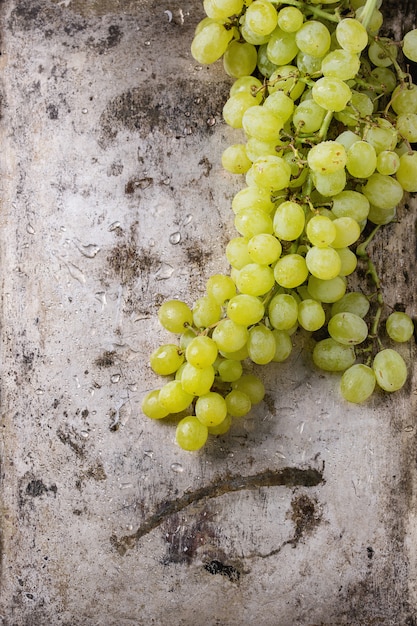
[170,462,184,473]
[169,231,181,245]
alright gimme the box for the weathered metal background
[0,1,416,624]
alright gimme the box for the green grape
[266,26,299,66]
[328,312,369,345]
[234,208,273,237]
[366,119,398,154]
[332,190,370,222]
[180,328,197,350]
[263,90,295,123]
[206,274,236,304]
[362,173,403,210]
[391,84,417,116]
[195,16,218,36]
[240,16,271,45]
[232,373,265,403]
[268,65,305,100]
[373,348,407,392]
[247,324,277,364]
[217,358,243,382]
[368,38,398,68]
[346,141,377,178]
[186,336,218,369]
[232,185,275,214]
[403,29,417,63]
[150,344,184,376]
[175,416,208,451]
[306,246,341,280]
[230,75,263,101]
[331,217,361,248]
[335,130,361,151]
[306,215,336,247]
[257,43,279,78]
[376,150,400,176]
[335,91,374,127]
[296,50,323,75]
[312,77,352,112]
[367,204,396,225]
[223,40,258,78]
[292,100,326,133]
[249,155,292,191]
[204,0,244,19]
[396,152,417,192]
[235,263,275,296]
[307,141,347,175]
[321,49,360,81]
[226,236,252,268]
[295,21,331,58]
[335,18,368,53]
[271,329,293,361]
[220,343,249,360]
[159,380,194,413]
[225,389,252,417]
[330,292,370,318]
[273,200,305,241]
[368,66,396,94]
[222,143,252,174]
[277,6,304,32]
[141,389,170,419]
[297,298,326,331]
[397,113,417,143]
[223,91,258,128]
[248,233,282,265]
[195,392,228,427]
[242,106,284,141]
[355,6,383,35]
[208,414,232,435]
[212,318,249,352]
[244,0,278,36]
[192,296,221,328]
[340,364,376,403]
[158,300,193,333]
[269,293,299,330]
[246,137,282,161]
[385,312,414,342]
[336,247,357,276]
[312,169,346,197]
[191,22,234,65]
[307,275,346,303]
[274,254,309,288]
[313,337,356,372]
[180,362,215,395]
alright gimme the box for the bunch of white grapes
[142,0,417,451]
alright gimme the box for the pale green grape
[195,16,218,36]
[340,364,376,403]
[225,389,252,417]
[403,29,417,63]
[312,169,346,197]
[175,416,208,451]
[306,215,336,247]
[257,43,279,78]
[195,392,228,427]
[158,300,193,333]
[206,274,236,304]
[223,40,258,78]
[222,143,252,174]
[180,328,197,350]
[234,207,273,237]
[313,337,356,371]
[331,217,361,248]
[242,105,284,141]
[335,130,361,151]
[336,247,357,276]
[346,141,377,178]
[180,362,215,395]
[362,173,403,209]
[297,298,326,331]
[245,0,278,36]
[292,100,326,133]
[236,263,275,296]
[376,150,400,175]
[386,312,414,342]
[306,246,341,280]
[336,18,368,53]
[220,344,249,360]
[328,312,368,345]
[263,90,295,123]
[267,27,299,66]
[249,155,292,190]
[368,67,397,94]
[332,190,370,222]
[246,137,282,161]
[368,38,398,68]
[335,91,373,127]
[373,348,407,392]
[212,318,249,352]
[355,6,383,36]
[367,204,396,225]
[247,324,276,364]
[208,414,232,435]
[396,152,417,192]
[307,141,347,174]
[248,233,282,264]
[141,389,170,419]
[271,329,293,361]
[230,75,263,100]
[321,49,360,81]
[226,236,252,269]
[274,254,309,288]
[186,336,218,369]
[240,16,271,45]
[296,50,323,75]
[268,65,305,100]
[191,22,234,65]
[150,344,184,376]
[331,292,370,318]
[295,21,331,58]
[312,77,352,112]
[232,373,265,403]
[232,186,275,214]
[396,113,417,143]
[159,380,194,413]
[205,0,244,19]
[277,6,304,32]
[217,358,243,382]
[273,200,305,241]
[269,292,299,330]
[193,296,221,328]
[307,275,346,302]
[391,84,417,116]
[223,91,258,128]
[366,119,398,154]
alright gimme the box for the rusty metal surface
[0,1,416,624]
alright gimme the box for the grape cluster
[142,0,417,451]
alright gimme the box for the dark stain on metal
[94,350,116,368]
[26,479,57,498]
[289,494,322,547]
[56,426,86,459]
[204,559,241,583]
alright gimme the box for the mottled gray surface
[0,1,416,624]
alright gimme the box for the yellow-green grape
[232,186,275,214]
[186,336,218,369]
[355,6,383,36]
[194,17,217,36]
[373,348,407,392]
[367,204,396,225]
[268,65,305,100]
[158,380,194,413]
[362,173,403,210]
[206,274,236,304]
[273,200,305,241]
[269,293,299,330]
[368,67,397,94]
[211,0,244,17]
[232,373,265,403]
[242,106,284,141]
[396,114,417,143]
[234,208,273,238]
[266,26,299,66]
[336,130,361,151]
[141,389,170,419]
[297,299,326,332]
[271,329,293,361]
[274,254,309,289]
[312,169,346,197]
[402,29,417,63]
[330,292,370,318]
[292,100,326,134]
[376,150,400,175]
[346,141,377,178]
[248,233,282,265]
[244,0,278,36]
[328,312,368,345]
[332,190,370,222]
[212,318,249,352]
[336,247,357,276]
[225,389,252,417]
[246,137,282,161]
[192,296,221,328]
[340,364,376,403]
[249,155,292,190]
[396,152,417,193]
[223,40,258,78]
[235,263,275,296]
[220,343,249,360]
[296,50,322,74]
[257,43,279,78]
[222,143,252,174]
[179,328,197,350]
[223,91,258,128]
[217,358,243,382]
[391,84,417,116]
[226,236,252,269]
[230,75,263,100]
[335,91,374,127]
[306,215,336,247]
[307,275,346,303]
[208,414,233,435]
[307,141,347,175]
[295,20,331,58]
[277,6,304,32]
[175,416,208,451]
[321,49,360,81]
[158,300,193,333]
[368,38,397,68]
[365,119,398,154]
[247,324,276,364]
[263,90,295,123]
[313,337,356,372]
[331,217,361,248]
[306,246,342,280]
[227,293,265,325]
[311,77,351,112]
[335,18,368,53]
[195,392,227,427]
[150,344,184,376]
[385,312,414,343]
[191,22,234,65]
[180,362,215,395]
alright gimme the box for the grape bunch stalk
[142,0,417,451]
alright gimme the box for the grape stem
[357,0,379,31]
[356,225,384,342]
[269,0,342,23]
